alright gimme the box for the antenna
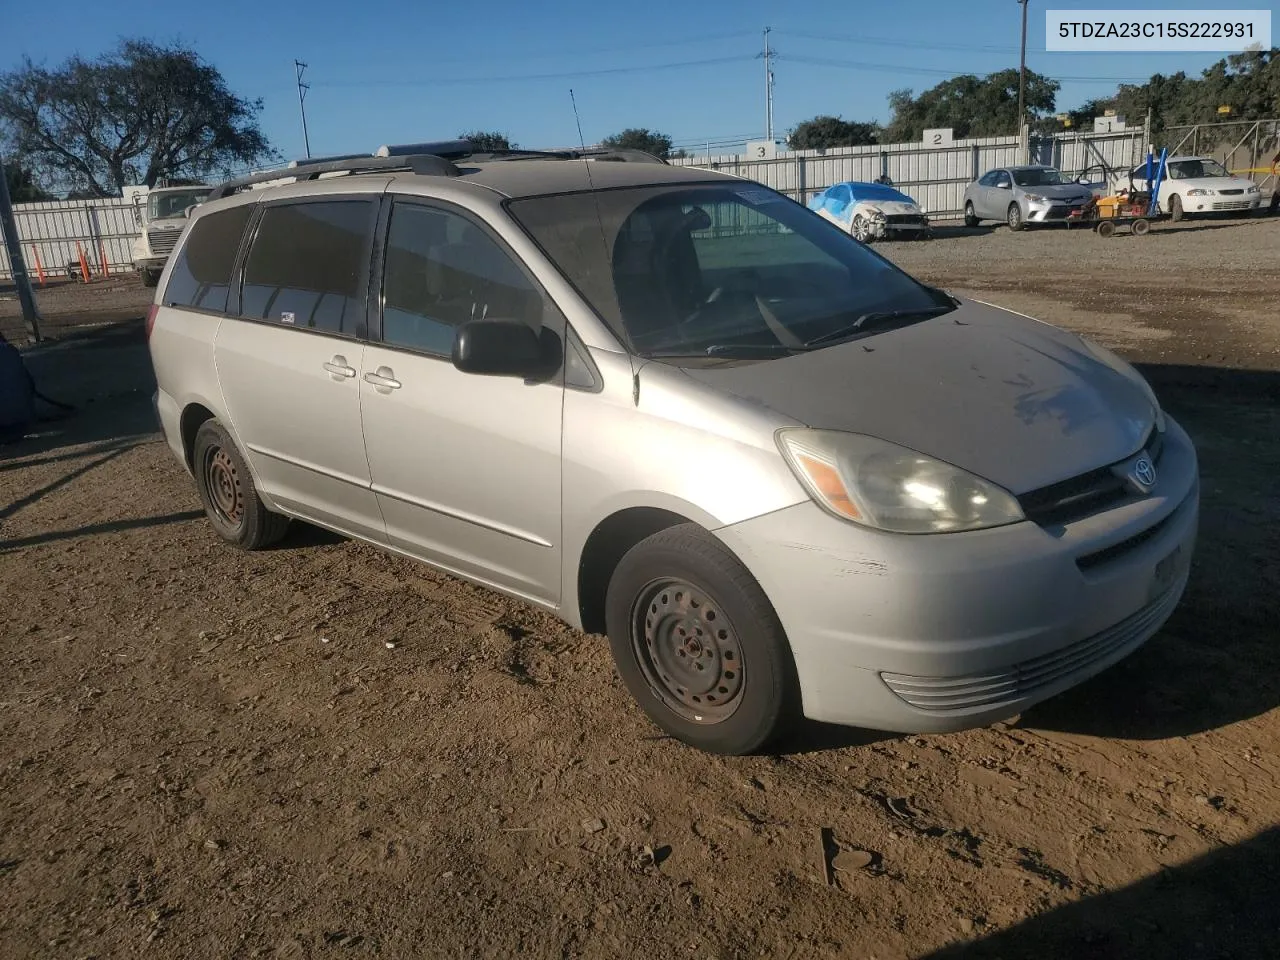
[294,60,312,159]
[569,88,588,150]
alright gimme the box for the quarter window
[163,205,253,313]
[381,203,545,357]
[240,200,375,334]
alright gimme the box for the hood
[1170,176,1254,191]
[1022,183,1092,203]
[676,301,1156,495]
[855,200,922,215]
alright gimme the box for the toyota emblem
[1130,456,1157,492]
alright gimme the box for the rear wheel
[605,524,797,755]
[1169,194,1184,221]
[192,420,290,550]
[1007,203,1024,231]
[963,202,979,228]
[1096,220,1117,238]
[1131,218,1151,237]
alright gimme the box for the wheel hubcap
[632,579,744,723]
[205,446,244,527]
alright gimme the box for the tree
[2,159,50,202]
[787,115,879,150]
[884,69,1060,141]
[600,128,676,159]
[458,130,517,152]
[0,39,274,198]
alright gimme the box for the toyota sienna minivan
[147,142,1199,755]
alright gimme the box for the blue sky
[2,0,1269,163]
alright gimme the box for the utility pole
[295,60,312,159]
[763,27,775,143]
[1017,0,1029,139]
[0,158,42,342]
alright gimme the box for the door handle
[323,355,356,379]
[363,366,401,391]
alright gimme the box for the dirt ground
[3,214,1280,959]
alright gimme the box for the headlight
[1247,185,1259,194]
[868,209,887,220]
[776,429,1024,534]
[1024,193,1047,203]
[1186,188,1213,196]
[1077,337,1165,434]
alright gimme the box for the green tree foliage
[787,116,880,149]
[884,69,1060,141]
[0,39,274,197]
[600,128,677,159]
[458,130,517,152]
[3,159,50,201]
[1065,47,1280,143]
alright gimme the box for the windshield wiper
[803,306,952,348]
[642,343,807,359]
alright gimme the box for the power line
[779,53,1148,84]
[778,28,1023,55]
[314,55,751,88]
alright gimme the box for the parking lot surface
[2,216,1279,958]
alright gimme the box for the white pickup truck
[129,185,211,286]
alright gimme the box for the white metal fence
[0,197,139,282]
[2,130,1151,280]
[673,130,1148,217]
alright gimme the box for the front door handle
[323,355,357,379]
[363,366,402,391]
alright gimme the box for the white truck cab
[130,185,212,286]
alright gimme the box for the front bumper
[1026,199,1088,223]
[1188,196,1261,213]
[715,417,1199,733]
[866,215,930,239]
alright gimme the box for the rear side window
[163,205,253,313]
[241,200,375,335]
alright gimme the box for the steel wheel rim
[631,578,744,724]
[204,445,244,528]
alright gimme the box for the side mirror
[452,319,558,380]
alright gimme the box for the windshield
[148,189,210,220]
[507,183,949,359]
[1011,168,1065,187]
[1166,159,1230,180]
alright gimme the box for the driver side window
[381,203,546,357]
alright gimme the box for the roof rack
[206,153,460,201]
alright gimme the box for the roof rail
[286,152,371,168]
[206,153,460,201]
[376,139,474,160]
[574,147,670,165]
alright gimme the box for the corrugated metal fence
[1,197,140,282]
[673,130,1147,217]
[2,130,1147,279]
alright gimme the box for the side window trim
[375,195,567,363]
[232,194,379,340]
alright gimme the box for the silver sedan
[964,165,1094,230]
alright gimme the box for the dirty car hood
[677,301,1157,494]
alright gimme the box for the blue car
[808,180,932,242]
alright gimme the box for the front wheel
[1007,203,1024,231]
[1169,194,1184,221]
[192,420,290,550]
[964,202,979,228]
[605,524,798,755]
[852,214,874,243]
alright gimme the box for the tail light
[145,303,159,341]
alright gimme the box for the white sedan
[1117,156,1262,220]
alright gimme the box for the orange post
[76,241,91,283]
[98,240,110,277]
[30,244,46,286]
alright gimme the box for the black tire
[192,419,290,550]
[1169,194,1184,221]
[604,523,798,755]
[141,268,161,288]
[1096,220,1117,238]
[1131,218,1151,237]
[963,202,979,228]
[1007,202,1024,231]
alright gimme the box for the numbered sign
[745,139,778,160]
[922,128,954,148]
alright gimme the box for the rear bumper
[154,387,189,476]
[715,418,1199,733]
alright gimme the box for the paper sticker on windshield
[281,311,296,324]
[736,188,782,205]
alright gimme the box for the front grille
[147,228,180,256]
[885,214,927,226]
[881,577,1185,712]
[1211,200,1251,211]
[1018,427,1165,526]
[1041,206,1080,220]
[1075,513,1173,571]
[1218,189,1244,196]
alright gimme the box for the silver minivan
[147,144,1199,755]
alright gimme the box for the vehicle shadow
[773,720,896,756]
[927,224,999,239]
[1018,362,1280,741]
[923,825,1280,959]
